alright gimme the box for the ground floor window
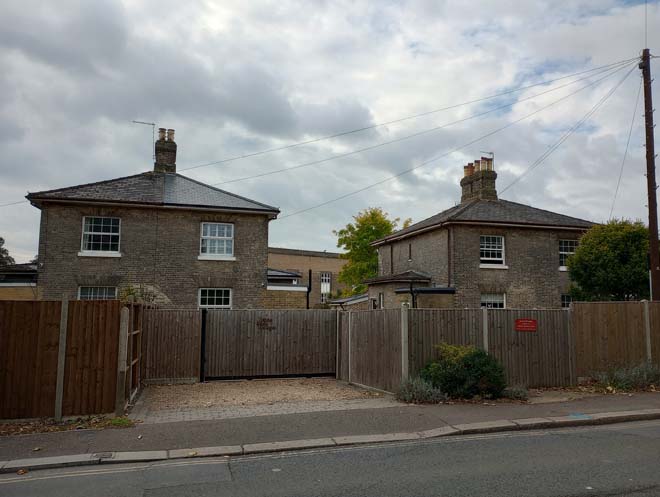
[480,293,505,309]
[320,272,331,303]
[199,288,232,309]
[561,294,572,309]
[78,286,117,300]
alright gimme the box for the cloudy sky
[1,0,658,262]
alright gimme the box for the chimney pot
[154,127,177,173]
[460,156,498,203]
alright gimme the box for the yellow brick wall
[0,286,40,300]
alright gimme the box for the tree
[568,220,649,301]
[334,207,411,295]
[0,237,14,266]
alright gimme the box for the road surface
[2,420,660,496]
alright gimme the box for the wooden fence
[337,302,660,393]
[142,309,201,384]
[573,301,660,376]
[0,300,142,420]
[337,310,402,392]
[204,309,337,379]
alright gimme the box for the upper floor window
[320,272,331,303]
[80,217,120,255]
[199,288,232,309]
[79,286,117,300]
[480,235,505,266]
[481,293,505,309]
[559,240,578,269]
[200,223,234,259]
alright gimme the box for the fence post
[401,305,409,382]
[643,300,653,363]
[200,309,207,383]
[482,307,489,353]
[335,310,340,379]
[115,306,130,417]
[54,299,69,421]
[347,311,352,383]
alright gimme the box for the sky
[0,0,659,262]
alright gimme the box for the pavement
[3,419,660,496]
[1,391,660,474]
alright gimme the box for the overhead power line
[213,61,633,187]
[610,77,643,218]
[499,65,636,195]
[277,61,637,220]
[180,56,638,172]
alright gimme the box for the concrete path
[1,392,659,473]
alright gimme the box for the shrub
[594,363,660,391]
[421,343,507,399]
[502,386,529,401]
[396,377,447,404]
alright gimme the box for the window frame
[78,216,121,257]
[198,222,236,261]
[78,286,118,300]
[561,294,572,309]
[320,272,332,303]
[559,239,578,270]
[480,293,506,309]
[198,288,233,309]
[479,235,507,269]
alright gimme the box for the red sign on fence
[515,318,537,332]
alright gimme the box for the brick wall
[0,286,40,300]
[37,203,270,308]
[267,249,347,308]
[451,225,578,308]
[377,229,449,284]
[261,288,308,309]
[372,224,581,309]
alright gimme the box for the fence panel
[142,309,201,384]
[348,309,402,393]
[62,300,122,416]
[572,302,647,376]
[408,309,483,376]
[0,301,61,419]
[488,309,573,387]
[205,309,336,378]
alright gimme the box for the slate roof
[364,270,432,285]
[374,198,593,245]
[268,247,343,258]
[26,172,279,215]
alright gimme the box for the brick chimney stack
[460,156,497,202]
[154,128,177,173]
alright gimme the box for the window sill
[198,255,236,261]
[479,264,508,270]
[78,251,121,258]
[559,266,568,272]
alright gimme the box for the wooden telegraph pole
[640,48,660,300]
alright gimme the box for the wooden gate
[203,309,337,379]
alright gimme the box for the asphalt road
[2,420,660,497]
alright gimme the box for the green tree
[334,208,411,295]
[0,237,15,266]
[568,220,649,301]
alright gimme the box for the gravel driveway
[130,378,401,424]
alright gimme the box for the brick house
[267,247,347,308]
[367,157,593,309]
[27,128,279,308]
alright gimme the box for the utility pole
[640,48,660,300]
